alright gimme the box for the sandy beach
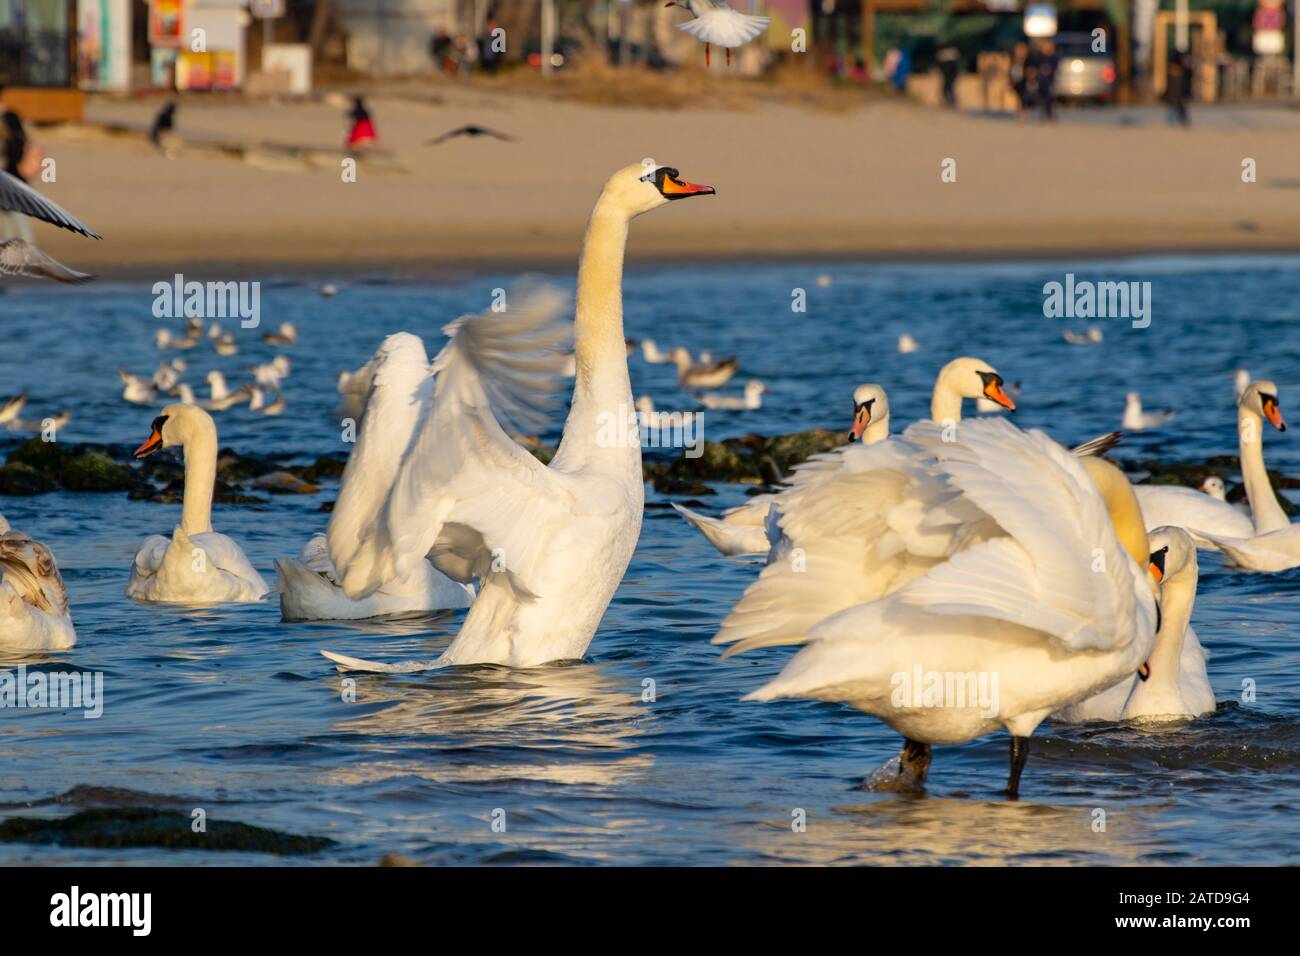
[29,76,1300,277]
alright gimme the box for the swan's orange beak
[661,175,715,200]
[983,379,1016,411]
[1148,560,1163,584]
[849,403,871,442]
[1263,396,1286,432]
[1137,661,1151,681]
[134,417,167,460]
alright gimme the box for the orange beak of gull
[134,415,167,459]
[849,400,873,442]
[980,372,1016,411]
[1263,394,1286,432]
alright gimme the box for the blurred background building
[0,0,1296,119]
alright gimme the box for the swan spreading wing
[898,420,1142,652]
[333,281,573,601]
[743,420,1157,713]
[717,419,1147,657]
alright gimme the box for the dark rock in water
[0,462,55,495]
[646,428,845,490]
[4,439,148,493]
[128,477,268,506]
[290,455,347,483]
[0,807,334,855]
[216,447,284,482]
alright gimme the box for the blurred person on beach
[430,28,453,72]
[1009,41,1030,118]
[0,86,35,241]
[890,47,912,94]
[346,96,377,150]
[1166,50,1192,126]
[1032,38,1058,120]
[478,17,504,74]
[937,46,960,108]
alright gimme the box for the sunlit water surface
[1,255,1298,865]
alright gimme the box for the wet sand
[29,80,1300,277]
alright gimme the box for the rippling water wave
[0,255,1297,865]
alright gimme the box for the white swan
[277,333,475,621]
[1055,526,1213,723]
[1134,381,1287,547]
[897,333,919,354]
[152,360,185,392]
[698,379,765,410]
[673,383,891,557]
[1122,391,1175,430]
[200,371,249,411]
[673,347,738,388]
[321,163,715,671]
[0,513,76,651]
[252,356,291,387]
[728,419,1158,798]
[127,404,270,604]
[667,0,770,67]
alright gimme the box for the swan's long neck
[930,374,964,424]
[864,416,891,445]
[560,202,637,474]
[1082,457,1150,573]
[1238,408,1288,534]
[1150,560,1196,683]
[181,422,218,535]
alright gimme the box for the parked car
[1052,31,1117,103]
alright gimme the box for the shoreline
[24,86,1300,280]
[40,242,1300,284]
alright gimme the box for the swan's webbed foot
[860,737,931,792]
[1005,736,1030,800]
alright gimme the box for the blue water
[1,255,1299,865]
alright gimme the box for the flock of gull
[2,162,1296,799]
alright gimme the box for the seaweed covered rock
[3,439,148,493]
[0,807,334,855]
[647,427,846,493]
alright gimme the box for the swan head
[848,383,889,442]
[133,403,216,459]
[1199,475,1227,500]
[598,163,714,220]
[1147,526,1196,588]
[938,357,1015,410]
[1241,380,1286,431]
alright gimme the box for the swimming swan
[127,404,270,604]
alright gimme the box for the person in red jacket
[346,96,376,150]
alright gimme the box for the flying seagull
[666,0,770,67]
[0,170,101,282]
[425,125,516,146]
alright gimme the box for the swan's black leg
[705,44,711,67]
[900,737,932,785]
[1006,736,1030,800]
